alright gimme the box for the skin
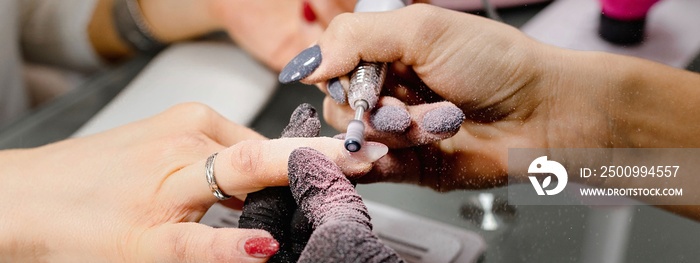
[295,5,700,218]
[240,104,401,262]
[0,103,385,262]
[88,0,355,70]
[4,1,378,261]
[3,3,378,260]
[239,103,321,263]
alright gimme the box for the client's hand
[238,103,392,262]
[0,103,385,262]
[207,0,354,71]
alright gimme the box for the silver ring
[206,153,232,200]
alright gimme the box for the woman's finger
[278,4,458,84]
[357,146,505,192]
[238,187,298,262]
[159,103,267,147]
[237,103,321,262]
[319,62,442,106]
[320,74,351,105]
[138,223,278,263]
[356,126,520,191]
[323,96,465,148]
[166,137,388,209]
[307,0,356,28]
[355,146,462,192]
[203,117,267,147]
[383,62,445,105]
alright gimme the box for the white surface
[366,201,486,263]
[581,207,635,263]
[72,42,277,137]
[522,0,700,68]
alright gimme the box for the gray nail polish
[279,45,322,83]
[327,78,346,104]
[423,106,465,134]
[370,106,411,133]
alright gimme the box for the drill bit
[344,62,387,152]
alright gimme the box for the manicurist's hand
[279,4,700,191]
[0,103,386,262]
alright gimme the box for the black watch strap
[113,0,167,53]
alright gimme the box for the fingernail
[370,106,411,133]
[327,78,347,104]
[333,133,346,140]
[422,106,465,134]
[302,1,317,23]
[345,142,388,163]
[279,45,322,84]
[244,237,279,258]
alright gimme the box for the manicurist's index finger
[299,4,459,84]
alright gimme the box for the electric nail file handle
[344,0,406,152]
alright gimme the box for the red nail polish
[244,237,279,258]
[302,1,317,23]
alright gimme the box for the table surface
[2,2,700,262]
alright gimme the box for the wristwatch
[113,0,167,53]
